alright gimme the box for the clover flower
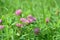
[15,9,22,15]
[0,19,2,23]
[16,23,23,27]
[20,18,29,23]
[27,15,36,23]
[0,25,4,29]
[34,28,40,35]
[45,18,50,23]
[27,15,36,21]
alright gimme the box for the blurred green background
[0,0,60,40]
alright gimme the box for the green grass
[0,0,60,40]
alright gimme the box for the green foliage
[0,0,60,40]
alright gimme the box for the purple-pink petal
[25,20,30,23]
[27,15,36,21]
[20,18,27,22]
[0,25,4,29]
[46,18,50,23]
[20,18,30,23]
[34,28,40,34]
[28,19,33,23]
[32,17,36,21]
[27,15,33,19]
[15,9,22,15]
[16,23,23,27]
[20,15,36,24]
[0,19,2,23]
[27,15,34,20]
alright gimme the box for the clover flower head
[34,28,40,35]
[15,9,22,15]
[0,19,2,23]
[16,23,23,27]
[0,25,4,29]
